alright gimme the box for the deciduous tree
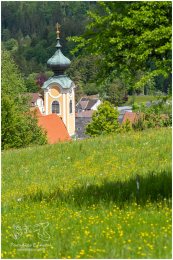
[2,50,47,149]
[70,2,172,92]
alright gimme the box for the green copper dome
[43,24,74,90]
[47,40,71,76]
[47,25,71,76]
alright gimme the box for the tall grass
[2,128,172,259]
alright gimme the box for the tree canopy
[2,50,47,150]
[70,1,172,93]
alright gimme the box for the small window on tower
[70,100,72,114]
[52,101,60,114]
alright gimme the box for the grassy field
[123,95,172,106]
[2,128,172,259]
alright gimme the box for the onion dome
[47,23,71,76]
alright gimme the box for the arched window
[69,100,72,114]
[52,101,60,114]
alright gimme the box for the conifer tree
[85,101,120,137]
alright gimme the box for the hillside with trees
[2,1,172,99]
[2,1,98,98]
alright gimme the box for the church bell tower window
[70,100,72,114]
[52,101,60,114]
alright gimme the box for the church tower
[42,23,75,136]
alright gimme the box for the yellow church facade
[43,83,75,136]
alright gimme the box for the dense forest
[2,1,172,100]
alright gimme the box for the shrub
[85,101,120,137]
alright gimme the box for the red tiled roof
[37,114,71,144]
[122,112,139,124]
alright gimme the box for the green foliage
[2,2,171,96]
[132,97,172,131]
[2,28,11,41]
[67,55,99,100]
[133,96,172,115]
[84,83,99,96]
[105,79,128,106]
[2,1,95,75]
[121,119,132,133]
[2,50,47,150]
[2,96,47,150]
[25,73,39,93]
[86,101,120,137]
[133,113,171,131]
[3,38,18,53]
[125,95,163,106]
[69,1,172,92]
[132,102,141,111]
[2,50,26,100]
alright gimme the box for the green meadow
[124,95,172,106]
[2,128,172,259]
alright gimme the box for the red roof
[37,114,71,144]
[122,112,139,124]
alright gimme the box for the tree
[25,73,39,93]
[105,79,128,106]
[2,50,47,149]
[2,95,47,150]
[85,83,99,96]
[69,2,172,92]
[67,55,99,101]
[4,38,18,53]
[2,49,26,100]
[85,101,120,137]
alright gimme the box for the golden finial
[56,23,61,38]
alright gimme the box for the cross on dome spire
[47,23,71,76]
[56,23,61,39]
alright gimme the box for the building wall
[66,91,75,136]
[44,84,75,136]
[92,100,101,110]
[36,98,44,113]
[48,95,63,115]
